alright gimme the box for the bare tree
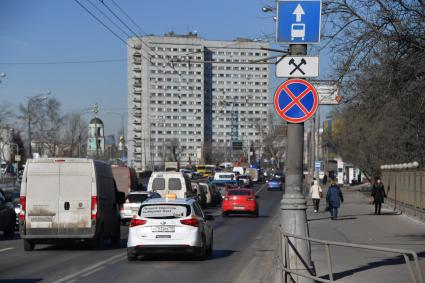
[62,112,88,157]
[164,138,183,163]
[322,0,425,175]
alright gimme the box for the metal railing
[277,230,424,283]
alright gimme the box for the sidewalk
[307,186,425,282]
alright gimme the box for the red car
[222,189,259,217]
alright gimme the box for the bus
[205,165,215,177]
[196,165,206,176]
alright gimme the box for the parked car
[0,189,16,238]
[148,172,195,199]
[19,158,125,251]
[120,191,161,224]
[222,189,259,217]
[267,177,283,191]
[127,197,214,261]
[179,168,193,179]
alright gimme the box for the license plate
[152,226,175,232]
[156,235,171,238]
[234,206,245,210]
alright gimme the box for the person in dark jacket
[326,180,344,220]
[371,177,386,215]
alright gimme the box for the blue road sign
[276,0,321,44]
[274,79,319,123]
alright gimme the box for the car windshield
[126,194,148,203]
[228,190,251,196]
[139,204,191,219]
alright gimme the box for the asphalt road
[0,183,283,283]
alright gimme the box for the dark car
[0,189,16,238]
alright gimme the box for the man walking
[326,180,344,220]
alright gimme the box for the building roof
[89,117,103,125]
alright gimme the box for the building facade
[128,33,269,171]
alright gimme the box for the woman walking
[310,178,322,213]
[326,180,344,220]
[371,177,386,215]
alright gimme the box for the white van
[147,172,194,199]
[19,158,125,251]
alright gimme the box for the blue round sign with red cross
[274,79,319,123]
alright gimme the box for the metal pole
[27,101,32,158]
[280,44,314,283]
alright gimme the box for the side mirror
[205,214,214,221]
[116,191,125,204]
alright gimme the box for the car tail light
[224,197,230,201]
[130,219,147,227]
[91,196,97,220]
[247,197,254,201]
[19,196,26,220]
[180,217,199,227]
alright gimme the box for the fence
[381,170,425,213]
[277,230,424,283]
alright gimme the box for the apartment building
[128,33,269,171]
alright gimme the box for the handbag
[319,191,323,198]
[368,197,374,205]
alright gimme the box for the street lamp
[27,91,51,158]
[0,73,6,84]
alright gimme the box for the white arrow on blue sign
[276,0,322,44]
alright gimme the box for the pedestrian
[371,177,386,215]
[326,180,344,220]
[310,178,322,213]
[322,174,328,185]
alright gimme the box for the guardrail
[277,230,424,283]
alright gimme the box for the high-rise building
[128,33,269,172]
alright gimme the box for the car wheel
[127,250,137,261]
[23,239,35,251]
[91,226,105,250]
[111,223,121,246]
[206,233,213,256]
[4,226,15,238]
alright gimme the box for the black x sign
[289,58,307,75]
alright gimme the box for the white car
[127,197,214,261]
[120,191,161,224]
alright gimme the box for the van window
[139,204,190,219]
[168,178,182,190]
[152,178,165,190]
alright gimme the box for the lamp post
[27,92,51,158]
[0,73,6,84]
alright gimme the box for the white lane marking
[0,247,14,253]
[51,252,126,283]
[255,184,267,195]
[81,266,105,278]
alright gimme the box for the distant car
[10,191,20,229]
[267,177,283,191]
[120,191,161,224]
[222,189,259,217]
[0,189,16,238]
[127,197,214,261]
[179,169,193,179]
[237,175,252,187]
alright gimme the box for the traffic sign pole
[279,44,314,283]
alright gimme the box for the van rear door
[58,162,92,236]
[26,162,60,235]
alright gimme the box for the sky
[0,0,334,138]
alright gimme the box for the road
[0,183,282,283]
